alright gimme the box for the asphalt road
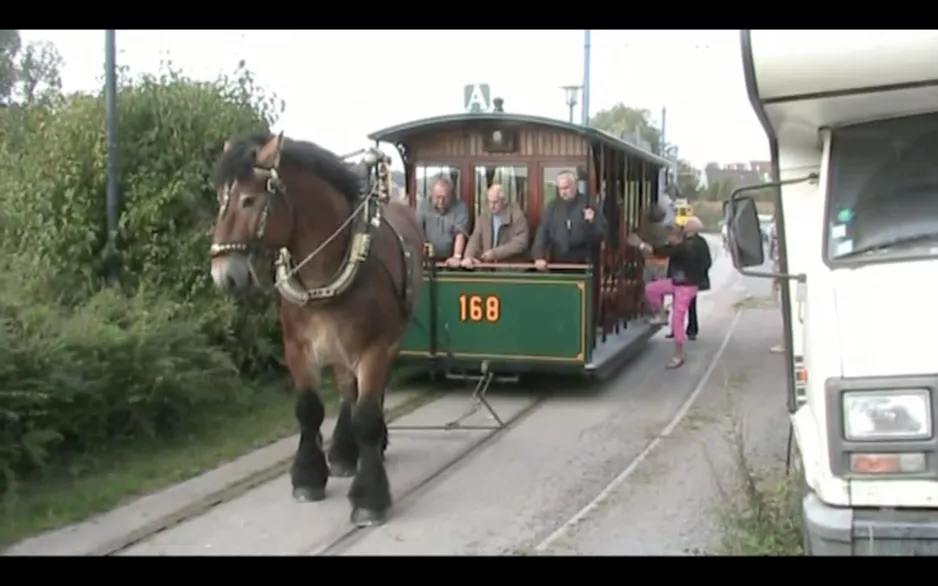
[120,236,791,556]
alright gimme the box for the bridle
[210,133,290,259]
[209,135,390,305]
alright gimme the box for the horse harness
[210,140,415,317]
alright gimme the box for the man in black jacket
[531,170,607,269]
[667,217,711,341]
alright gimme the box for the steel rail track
[309,395,547,556]
[103,389,547,556]
[101,390,440,557]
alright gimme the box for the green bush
[0,61,285,374]
[0,272,250,491]
[0,61,291,492]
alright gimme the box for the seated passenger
[416,177,470,267]
[460,184,529,268]
[531,170,607,270]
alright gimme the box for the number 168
[458,294,500,323]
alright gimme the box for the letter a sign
[463,83,491,113]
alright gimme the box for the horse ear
[223,140,231,152]
[256,132,283,167]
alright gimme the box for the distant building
[703,160,773,188]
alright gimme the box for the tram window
[542,165,588,209]
[414,165,460,202]
[474,165,528,214]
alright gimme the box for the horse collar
[274,192,381,306]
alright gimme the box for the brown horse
[209,132,424,526]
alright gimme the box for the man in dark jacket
[531,170,607,269]
[667,217,711,341]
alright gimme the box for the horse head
[209,132,293,294]
[209,132,363,296]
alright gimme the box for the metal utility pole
[561,85,581,124]
[661,106,673,186]
[104,29,120,284]
[581,30,591,127]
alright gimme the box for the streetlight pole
[561,85,581,124]
[581,30,591,127]
[104,29,120,284]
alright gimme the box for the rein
[211,139,390,306]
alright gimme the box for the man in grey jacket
[416,176,469,267]
[531,170,607,269]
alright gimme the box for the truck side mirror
[723,195,765,269]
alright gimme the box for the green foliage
[712,420,803,556]
[714,465,803,555]
[590,103,662,153]
[1,61,286,371]
[0,54,290,495]
[0,31,62,107]
[590,103,702,199]
[675,160,702,199]
[0,274,250,494]
[13,40,62,104]
[0,29,22,102]
[5,63,271,296]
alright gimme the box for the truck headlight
[843,390,932,441]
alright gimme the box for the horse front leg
[348,349,393,527]
[327,366,359,478]
[286,343,329,503]
[292,390,329,502]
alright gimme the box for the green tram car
[368,106,672,380]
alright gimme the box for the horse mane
[214,132,362,203]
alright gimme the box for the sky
[20,29,770,170]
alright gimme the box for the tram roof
[368,112,673,168]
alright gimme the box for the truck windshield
[826,112,938,263]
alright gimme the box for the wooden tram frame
[368,111,673,383]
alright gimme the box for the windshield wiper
[837,232,938,259]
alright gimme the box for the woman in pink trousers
[630,217,710,369]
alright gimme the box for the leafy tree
[591,103,704,200]
[590,103,662,154]
[14,40,62,104]
[675,159,702,200]
[0,31,62,106]
[0,30,20,104]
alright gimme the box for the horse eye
[240,195,257,208]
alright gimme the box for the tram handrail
[431,261,591,271]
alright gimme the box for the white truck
[725,30,938,555]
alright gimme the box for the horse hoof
[292,486,326,502]
[329,462,357,478]
[350,506,388,527]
